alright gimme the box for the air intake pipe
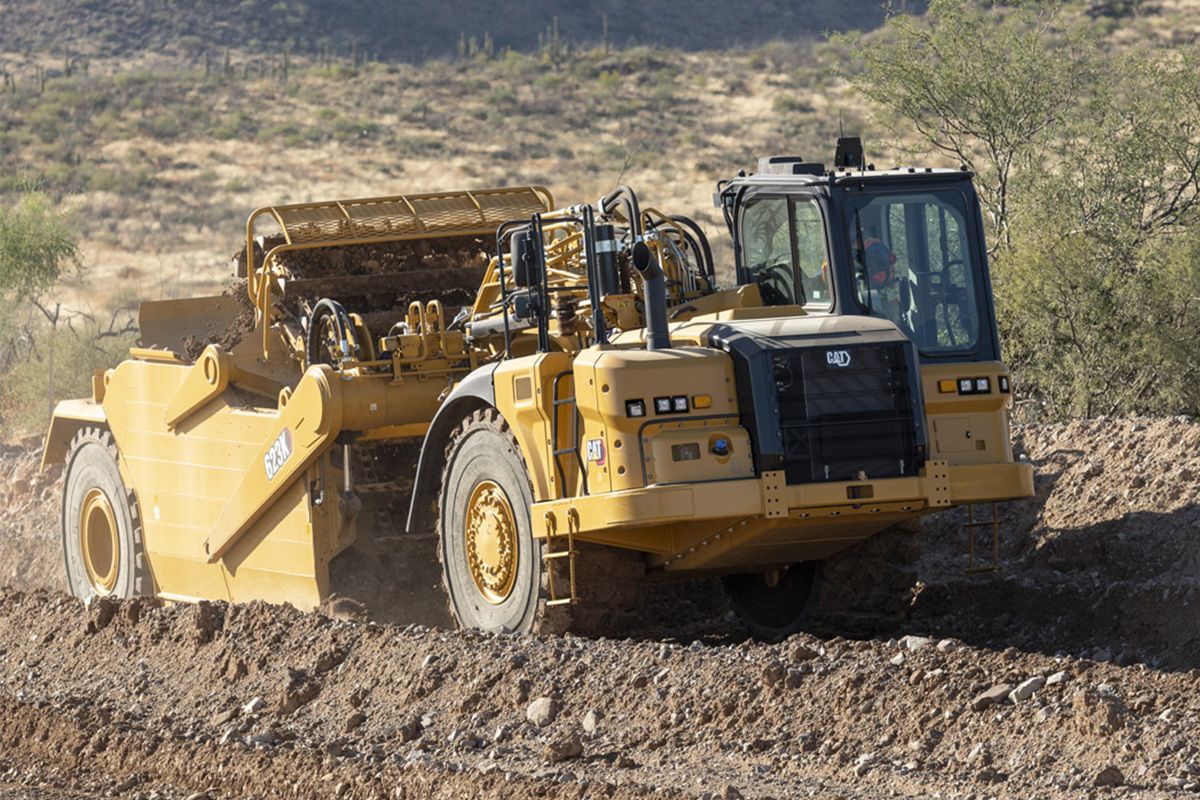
[631,241,670,350]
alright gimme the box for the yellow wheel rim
[79,487,120,595]
[464,480,519,605]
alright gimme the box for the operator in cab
[853,223,902,326]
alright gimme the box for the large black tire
[723,562,818,641]
[437,408,642,635]
[62,427,151,600]
[724,527,921,640]
[438,409,542,633]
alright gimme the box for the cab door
[735,192,834,313]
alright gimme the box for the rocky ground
[1,417,1199,799]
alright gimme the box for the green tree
[0,191,88,429]
[1001,49,1200,417]
[0,191,78,305]
[842,0,1096,251]
[843,1,1200,418]
[0,193,138,436]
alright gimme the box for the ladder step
[545,598,575,606]
[543,550,576,560]
[965,501,1000,574]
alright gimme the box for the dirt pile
[911,417,1200,671]
[0,442,62,592]
[1,590,1199,799]
[179,279,258,360]
[4,416,1200,796]
[259,235,491,281]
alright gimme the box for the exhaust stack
[631,241,670,350]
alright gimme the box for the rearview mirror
[509,230,538,288]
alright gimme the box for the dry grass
[0,43,883,306]
[1,1,1196,310]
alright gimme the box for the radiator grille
[773,343,919,483]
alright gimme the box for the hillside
[1,0,918,62]
[2,0,1197,313]
[0,41,868,306]
[0,0,1198,433]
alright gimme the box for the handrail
[241,185,554,357]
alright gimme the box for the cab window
[739,196,832,309]
[792,200,831,308]
[846,190,981,354]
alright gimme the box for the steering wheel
[754,262,794,306]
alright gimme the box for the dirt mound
[260,235,491,282]
[910,417,1200,671]
[180,279,258,360]
[1,589,1198,799]
[0,442,62,593]
[5,416,1200,795]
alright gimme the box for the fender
[42,399,108,471]
[405,362,499,534]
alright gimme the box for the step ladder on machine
[965,502,1001,573]
[544,370,585,606]
[543,509,579,606]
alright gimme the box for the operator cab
[718,139,1001,363]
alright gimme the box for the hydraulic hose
[599,185,643,238]
[305,298,357,368]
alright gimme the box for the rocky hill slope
[0,0,915,62]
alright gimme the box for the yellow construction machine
[44,138,1033,637]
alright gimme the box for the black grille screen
[773,343,919,483]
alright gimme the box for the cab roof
[720,165,973,195]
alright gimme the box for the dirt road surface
[2,418,1199,799]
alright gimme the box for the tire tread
[63,426,152,598]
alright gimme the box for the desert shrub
[771,95,814,115]
[843,0,1200,417]
[0,318,135,436]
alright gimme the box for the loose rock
[544,732,583,763]
[970,684,1013,712]
[1009,676,1046,703]
[526,697,560,727]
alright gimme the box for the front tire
[438,409,541,633]
[437,408,644,635]
[62,427,151,600]
[723,562,818,641]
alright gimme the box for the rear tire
[62,427,151,600]
[723,562,818,641]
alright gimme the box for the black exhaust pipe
[631,241,670,350]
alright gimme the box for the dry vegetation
[0,0,1198,439]
[2,1,1197,307]
[0,41,873,305]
